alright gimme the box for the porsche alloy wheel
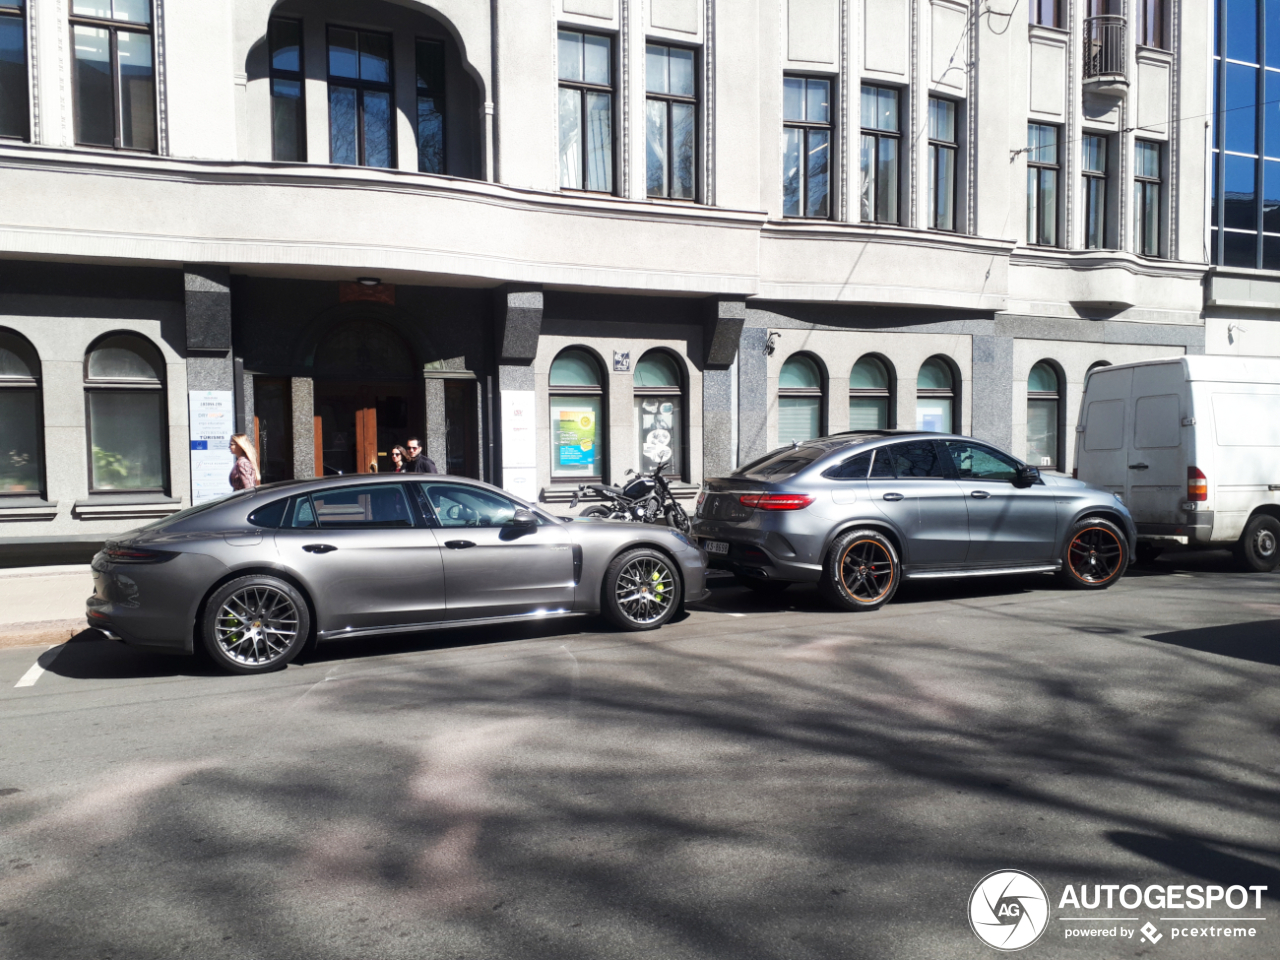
[603,549,682,630]
[202,576,310,673]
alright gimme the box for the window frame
[1134,138,1163,257]
[1026,360,1064,471]
[1027,122,1061,247]
[1136,0,1167,50]
[0,327,44,497]
[927,96,958,232]
[644,42,699,202]
[860,83,900,224]
[69,1,157,153]
[268,16,306,162]
[1029,0,1061,28]
[916,355,959,434]
[778,352,827,443]
[557,28,617,195]
[549,346,608,484]
[1082,133,1109,249]
[783,74,834,219]
[632,349,688,481]
[415,37,447,175]
[848,354,895,430]
[0,0,29,142]
[326,24,396,168]
[83,332,169,495]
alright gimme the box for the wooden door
[355,403,377,473]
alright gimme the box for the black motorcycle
[570,461,691,533]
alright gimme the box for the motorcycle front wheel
[665,504,691,533]
[581,505,614,519]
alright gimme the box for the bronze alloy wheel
[839,539,896,603]
[1066,525,1124,585]
[820,528,900,612]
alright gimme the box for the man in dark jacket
[405,438,439,474]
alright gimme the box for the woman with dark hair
[390,445,410,473]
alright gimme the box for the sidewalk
[0,565,95,649]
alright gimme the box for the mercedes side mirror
[1013,465,1040,488]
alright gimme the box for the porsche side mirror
[511,508,538,527]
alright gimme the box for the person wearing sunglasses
[389,445,410,473]
[404,438,439,474]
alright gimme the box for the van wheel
[819,530,899,612]
[1233,514,1280,573]
[1058,518,1128,589]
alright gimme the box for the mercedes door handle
[882,492,904,502]
[302,544,336,554]
[970,490,991,499]
[1128,463,1150,470]
[445,540,476,549]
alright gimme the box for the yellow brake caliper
[652,569,665,602]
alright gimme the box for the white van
[1074,355,1280,571]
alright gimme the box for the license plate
[703,540,729,555]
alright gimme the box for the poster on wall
[188,390,235,505]
[552,404,599,475]
[635,397,681,474]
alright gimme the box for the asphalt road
[1,553,1278,960]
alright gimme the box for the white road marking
[14,643,66,688]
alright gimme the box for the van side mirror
[1013,465,1040,488]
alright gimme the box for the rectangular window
[1026,123,1059,246]
[71,0,155,152]
[860,84,899,223]
[327,26,394,168]
[928,97,957,231]
[1134,139,1162,256]
[558,30,614,193]
[1136,0,1166,49]
[0,0,28,141]
[783,75,832,218]
[645,43,696,200]
[1082,134,1108,248]
[415,39,445,174]
[1030,0,1059,27]
[269,18,305,162]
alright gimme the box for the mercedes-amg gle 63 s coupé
[694,431,1134,611]
[88,475,709,673]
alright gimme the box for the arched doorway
[313,319,419,475]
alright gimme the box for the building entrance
[315,381,420,475]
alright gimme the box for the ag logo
[968,870,1050,951]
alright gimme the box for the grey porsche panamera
[87,474,709,674]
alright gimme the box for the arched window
[849,355,893,430]
[0,330,42,495]
[1027,361,1062,469]
[916,356,957,432]
[84,334,167,492]
[779,353,824,443]
[633,351,684,477]
[549,348,605,481]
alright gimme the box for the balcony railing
[1083,15,1127,81]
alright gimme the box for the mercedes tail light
[738,493,814,511]
[1187,466,1208,502]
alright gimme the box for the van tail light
[1187,466,1208,502]
[739,493,814,511]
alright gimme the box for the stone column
[291,377,315,479]
[493,284,543,500]
[969,334,1013,450]
[701,297,746,479]
[183,265,234,394]
[738,325,770,465]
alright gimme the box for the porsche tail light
[739,493,814,511]
[105,545,167,564]
[1187,466,1208,502]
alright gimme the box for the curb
[0,619,92,650]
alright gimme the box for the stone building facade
[0,0,1223,558]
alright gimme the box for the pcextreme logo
[969,870,1051,951]
[967,869,1270,950]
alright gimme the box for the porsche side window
[285,496,317,528]
[944,442,1019,481]
[247,497,291,528]
[425,483,523,528]
[310,484,416,528]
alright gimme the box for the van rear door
[1077,366,1131,499]
[1128,363,1188,525]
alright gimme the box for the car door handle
[302,544,336,554]
[970,490,991,499]
[445,540,476,549]
[882,492,904,501]
[1128,463,1149,470]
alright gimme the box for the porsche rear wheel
[201,575,310,674]
[602,548,682,631]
